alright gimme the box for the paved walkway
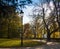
[0,42,60,49]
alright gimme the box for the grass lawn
[0,38,45,47]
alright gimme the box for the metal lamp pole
[20,10,24,47]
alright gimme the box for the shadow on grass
[0,39,46,48]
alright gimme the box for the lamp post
[20,10,24,47]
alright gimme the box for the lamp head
[20,10,24,14]
[20,10,24,17]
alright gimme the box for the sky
[23,6,33,24]
[22,0,54,24]
[23,0,40,24]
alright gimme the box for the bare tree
[29,0,60,41]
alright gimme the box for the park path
[0,42,60,49]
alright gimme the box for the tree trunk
[42,8,50,41]
[47,30,50,41]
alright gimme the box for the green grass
[0,39,20,47]
[0,39,45,47]
[23,40,45,47]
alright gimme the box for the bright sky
[23,6,33,24]
[23,0,54,24]
[23,0,40,24]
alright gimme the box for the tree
[24,23,34,38]
[53,0,60,30]
[0,0,32,38]
[29,0,60,41]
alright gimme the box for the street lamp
[20,10,24,17]
[20,10,24,47]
